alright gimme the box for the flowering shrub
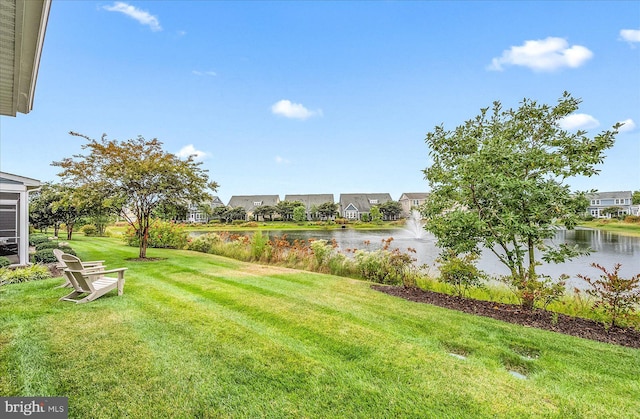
[124,220,188,249]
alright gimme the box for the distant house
[186,196,225,223]
[227,195,280,221]
[284,194,335,220]
[585,191,635,218]
[0,172,41,266]
[398,193,429,218]
[339,193,392,220]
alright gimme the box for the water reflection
[193,227,640,289]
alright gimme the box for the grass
[1,236,639,418]
[579,220,640,237]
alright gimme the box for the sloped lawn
[1,236,638,418]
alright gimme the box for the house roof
[284,194,334,210]
[227,195,280,211]
[339,193,392,212]
[399,192,429,200]
[0,0,51,116]
[0,171,41,190]
[587,191,632,200]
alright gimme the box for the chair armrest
[86,268,128,276]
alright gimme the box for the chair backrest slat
[61,254,94,292]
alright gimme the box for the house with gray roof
[186,196,225,223]
[339,193,392,220]
[399,192,429,218]
[227,195,280,221]
[585,191,636,218]
[284,194,335,220]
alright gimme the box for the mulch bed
[371,285,640,349]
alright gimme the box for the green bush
[0,256,11,268]
[437,252,486,297]
[35,241,61,251]
[186,233,222,254]
[231,220,245,225]
[0,264,51,285]
[33,249,58,264]
[29,234,50,246]
[124,220,188,249]
[80,224,98,236]
[250,231,270,261]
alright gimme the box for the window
[369,199,378,204]
[591,199,600,205]
[254,201,262,206]
[412,199,420,205]
[614,198,626,205]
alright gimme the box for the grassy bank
[1,237,639,418]
[579,220,640,237]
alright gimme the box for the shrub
[231,220,245,225]
[353,245,417,286]
[624,215,640,224]
[0,264,51,285]
[33,249,58,264]
[186,233,222,254]
[437,252,486,297]
[29,234,50,246]
[80,224,98,236]
[499,273,566,310]
[124,220,188,249]
[35,241,61,251]
[250,231,270,261]
[0,256,11,268]
[577,263,640,328]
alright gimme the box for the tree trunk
[140,223,149,258]
[66,224,73,240]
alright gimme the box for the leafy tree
[369,206,383,223]
[276,200,304,221]
[29,182,61,235]
[293,205,307,223]
[227,206,247,221]
[211,205,230,222]
[51,184,86,240]
[53,132,218,258]
[379,201,402,220]
[422,92,619,308]
[253,205,276,221]
[601,206,624,219]
[633,191,640,205]
[317,202,338,220]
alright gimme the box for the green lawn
[579,220,640,237]
[1,237,639,418]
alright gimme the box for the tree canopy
[53,132,218,258]
[422,92,619,307]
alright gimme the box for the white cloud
[176,145,210,162]
[103,2,162,32]
[559,113,600,131]
[275,156,291,164]
[192,70,217,76]
[488,37,593,72]
[620,29,640,43]
[618,118,636,133]
[271,100,322,120]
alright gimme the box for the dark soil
[371,285,640,349]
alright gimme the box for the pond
[193,227,640,289]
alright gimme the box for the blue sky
[1,1,639,204]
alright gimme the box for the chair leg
[59,291,85,302]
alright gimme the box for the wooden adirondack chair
[59,254,127,304]
[53,249,105,288]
